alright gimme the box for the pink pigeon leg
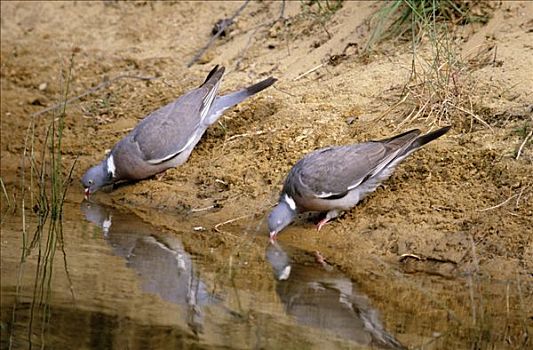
[316,217,331,231]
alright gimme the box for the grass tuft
[367,0,497,132]
[366,0,492,50]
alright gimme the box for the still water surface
[1,200,406,349]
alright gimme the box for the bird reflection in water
[266,242,406,349]
[80,200,218,335]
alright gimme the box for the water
[1,201,405,349]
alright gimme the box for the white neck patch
[284,194,297,211]
[107,155,116,178]
[102,216,112,237]
[278,265,291,281]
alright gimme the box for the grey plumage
[268,126,451,238]
[82,66,277,195]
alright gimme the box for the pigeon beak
[84,188,90,200]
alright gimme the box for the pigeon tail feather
[206,76,277,125]
[200,65,224,87]
[216,76,277,110]
[409,125,451,152]
[245,77,278,96]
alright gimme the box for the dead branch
[187,0,251,68]
[31,74,157,118]
[234,26,260,71]
[234,0,287,71]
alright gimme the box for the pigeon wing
[288,130,420,199]
[130,81,220,164]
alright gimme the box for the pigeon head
[268,194,297,239]
[82,160,113,196]
[265,242,292,280]
[80,200,108,226]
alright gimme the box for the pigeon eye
[88,180,94,185]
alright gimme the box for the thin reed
[9,53,77,350]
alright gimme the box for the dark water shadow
[266,242,406,349]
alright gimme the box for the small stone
[38,82,47,91]
[346,116,356,125]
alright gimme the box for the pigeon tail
[410,125,451,152]
[216,77,277,109]
[245,77,278,96]
[205,76,277,125]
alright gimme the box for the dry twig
[234,0,287,71]
[187,0,251,67]
[226,129,276,142]
[447,102,493,132]
[32,74,157,118]
[234,27,261,71]
[515,129,532,160]
[190,205,216,213]
[293,63,325,81]
[477,193,519,212]
[399,253,422,261]
[214,214,251,233]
